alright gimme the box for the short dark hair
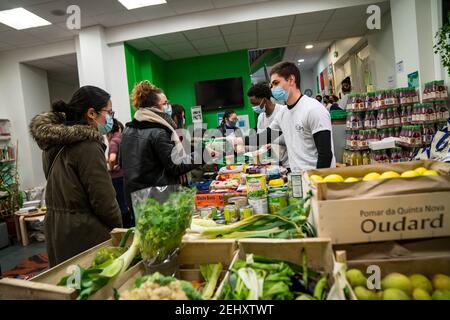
[270,62,301,89]
[247,83,271,100]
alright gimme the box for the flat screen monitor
[195,77,244,111]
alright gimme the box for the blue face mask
[97,114,113,135]
[164,104,172,117]
[227,120,238,128]
[271,86,290,102]
[252,106,265,114]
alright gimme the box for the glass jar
[358,130,367,149]
[365,92,375,110]
[400,106,408,125]
[350,150,362,166]
[393,107,401,126]
[347,94,355,110]
[362,150,371,165]
[388,128,394,138]
[386,108,394,126]
[377,109,387,128]
[412,125,422,146]
[423,82,430,102]
[345,130,352,148]
[350,130,359,149]
[441,102,449,120]
[364,112,371,129]
[399,88,407,105]
[394,126,401,138]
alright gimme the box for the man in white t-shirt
[247,83,289,167]
[239,62,336,172]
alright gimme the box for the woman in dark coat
[29,86,122,267]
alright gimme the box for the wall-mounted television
[195,77,244,111]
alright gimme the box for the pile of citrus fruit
[310,167,440,183]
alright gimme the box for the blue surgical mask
[252,106,265,114]
[97,114,113,135]
[271,86,290,102]
[164,104,172,117]
[227,120,238,128]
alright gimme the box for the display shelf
[0,136,11,141]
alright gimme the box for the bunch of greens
[58,228,141,300]
[135,188,195,265]
[190,191,316,239]
[200,263,223,299]
[220,251,329,300]
[247,189,266,198]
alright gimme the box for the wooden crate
[335,237,450,300]
[0,229,237,300]
[100,240,238,300]
[220,238,346,300]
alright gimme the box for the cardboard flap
[306,160,450,201]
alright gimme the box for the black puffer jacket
[121,119,198,210]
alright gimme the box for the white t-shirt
[256,104,289,168]
[270,95,336,172]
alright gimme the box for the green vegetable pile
[135,188,195,265]
[58,228,141,300]
[220,251,329,300]
[190,191,316,239]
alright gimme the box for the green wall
[124,44,256,128]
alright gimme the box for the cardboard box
[223,238,346,300]
[195,192,241,209]
[303,160,450,244]
[335,237,450,300]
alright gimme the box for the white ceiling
[0,0,271,51]
[127,2,390,65]
[24,53,79,85]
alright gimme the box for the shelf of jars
[343,82,449,167]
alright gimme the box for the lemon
[401,170,420,178]
[414,167,427,175]
[323,174,344,183]
[310,175,324,182]
[380,171,401,179]
[363,172,381,181]
[344,177,359,183]
[422,170,439,177]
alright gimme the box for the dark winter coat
[29,112,122,267]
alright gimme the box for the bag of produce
[131,187,195,277]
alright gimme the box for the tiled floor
[0,240,47,273]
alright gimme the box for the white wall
[367,12,396,89]
[104,43,132,124]
[313,37,363,94]
[48,78,78,103]
[19,64,51,187]
[0,40,75,189]
[300,68,316,96]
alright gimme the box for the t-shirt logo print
[295,124,304,132]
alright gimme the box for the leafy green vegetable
[136,188,195,265]
[58,228,141,300]
[200,263,223,299]
[220,252,329,300]
[190,191,315,239]
[247,189,266,198]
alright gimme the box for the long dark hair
[171,104,185,129]
[52,85,110,124]
[221,109,236,125]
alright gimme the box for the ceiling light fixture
[298,59,305,63]
[0,7,51,30]
[305,44,314,49]
[118,0,167,10]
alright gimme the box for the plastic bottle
[362,150,371,165]
[428,103,437,122]
[423,82,430,102]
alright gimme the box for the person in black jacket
[217,109,239,137]
[121,81,200,212]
